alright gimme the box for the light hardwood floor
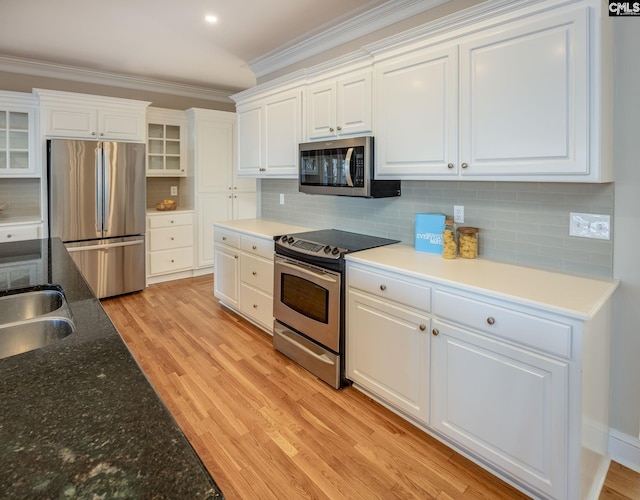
[101,275,640,499]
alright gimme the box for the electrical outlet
[170,186,178,196]
[569,212,611,240]
[279,193,284,205]
[454,205,464,224]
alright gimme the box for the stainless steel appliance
[298,137,400,198]
[273,229,399,388]
[47,139,146,299]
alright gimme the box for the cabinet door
[197,118,235,191]
[232,192,257,220]
[430,320,568,499]
[375,45,458,178]
[147,115,186,177]
[198,193,233,268]
[213,243,239,307]
[306,82,337,140]
[46,105,97,139]
[336,71,372,137]
[347,289,430,424]
[263,89,301,177]
[237,103,262,176]
[459,8,588,177]
[98,109,145,142]
[0,107,36,176]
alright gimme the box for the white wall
[611,18,640,457]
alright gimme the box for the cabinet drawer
[240,234,273,259]
[240,253,273,294]
[348,265,431,312]
[240,283,273,330]
[149,225,193,251]
[148,212,193,229]
[149,247,194,275]
[0,224,41,242]
[214,228,240,248]
[433,289,571,358]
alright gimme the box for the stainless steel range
[273,229,399,389]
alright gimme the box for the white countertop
[213,218,311,239]
[346,243,619,321]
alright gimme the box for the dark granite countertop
[0,238,223,499]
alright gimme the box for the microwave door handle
[278,260,338,284]
[345,147,354,187]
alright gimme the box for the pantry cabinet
[306,70,373,140]
[374,3,605,182]
[36,89,149,142]
[233,85,303,178]
[188,108,256,270]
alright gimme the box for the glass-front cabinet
[0,93,37,177]
[146,108,187,177]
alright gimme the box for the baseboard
[609,429,640,473]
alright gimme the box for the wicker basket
[156,201,177,211]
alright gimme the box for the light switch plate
[569,212,611,240]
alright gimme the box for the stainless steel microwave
[298,137,400,198]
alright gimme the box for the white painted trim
[609,429,640,473]
[0,55,235,104]
[249,0,448,79]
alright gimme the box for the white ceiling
[0,0,405,96]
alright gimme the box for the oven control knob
[287,236,295,244]
[279,235,286,242]
[323,245,331,254]
[331,247,340,256]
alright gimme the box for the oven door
[273,255,341,352]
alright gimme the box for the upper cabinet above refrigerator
[35,89,150,142]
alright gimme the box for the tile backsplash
[261,179,614,277]
[0,179,41,220]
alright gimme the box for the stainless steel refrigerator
[47,139,146,299]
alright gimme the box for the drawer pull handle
[171,259,174,263]
[253,304,258,308]
[234,255,238,259]
[170,237,174,240]
[380,284,387,291]
[252,245,257,250]
[222,236,227,241]
[252,271,257,276]
[487,317,495,325]
[170,220,174,224]
[6,234,12,238]
[432,328,439,336]
[419,324,426,331]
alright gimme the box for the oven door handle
[277,260,338,283]
[275,329,334,365]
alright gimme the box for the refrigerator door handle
[95,145,103,233]
[66,239,144,252]
[103,144,110,232]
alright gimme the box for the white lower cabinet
[345,257,613,500]
[213,225,274,332]
[146,212,194,280]
[430,319,568,499]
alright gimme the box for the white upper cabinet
[36,89,150,142]
[375,45,458,178]
[0,92,38,177]
[234,86,302,178]
[306,71,373,140]
[146,108,187,177]
[372,1,611,182]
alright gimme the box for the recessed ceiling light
[205,14,218,23]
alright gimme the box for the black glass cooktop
[288,229,399,253]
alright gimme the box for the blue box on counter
[415,213,446,253]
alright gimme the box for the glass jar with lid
[442,219,457,259]
[457,226,479,259]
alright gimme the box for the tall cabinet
[187,109,256,271]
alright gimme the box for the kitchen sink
[0,289,66,324]
[0,318,75,360]
[0,286,75,360]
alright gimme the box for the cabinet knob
[329,127,334,132]
[419,324,426,331]
[170,259,174,263]
[222,236,227,241]
[336,126,342,131]
[432,328,439,336]
[170,237,174,240]
[253,304,258,309]
[379,284,387,291]
[461,162,469,169]
[487,317,495,325]
[259,167,266,172]
[234,186,237,190]
[447,163,454,169]
[91,132,96,136]
[252,245,257,250]
[6,234,12,238]
[170,220,174,224]
[228,186,232,190]
[100,133,104,137]
[234,255,238,259]
[252,271,257,276]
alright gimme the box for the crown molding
[0,55,236,104]
[249,0,448,80]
